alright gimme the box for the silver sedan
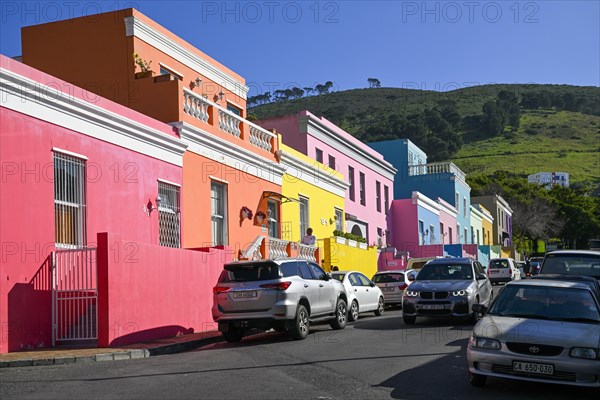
[467,279,600,388]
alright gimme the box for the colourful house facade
[257,111,396,247]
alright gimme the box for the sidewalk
[0,331,224,368]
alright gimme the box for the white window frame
[334,208,343,232]
[299,196,309,239]
[210,181,228,246]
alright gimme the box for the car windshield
[488,285,600,323]
[417,264,473,281]
[541,253,600,278]
[372,273,404,283]
[219,262,280,282]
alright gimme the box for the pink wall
[97,233,231,347]
[259,111,394,243]
[0,57,183,353]
[390,199,418,251]
[438,199,457,245]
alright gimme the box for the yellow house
[278,138,379,277]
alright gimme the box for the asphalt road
[1,308,596,400]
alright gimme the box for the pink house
[0,55,231,353]
[437,197,457,245]
[257,111,396,245]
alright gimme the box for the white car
[331,271,385,321]
[487,258,521,284]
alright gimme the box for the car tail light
[213,286,231,294]
[398,284,408,290]
[260,281,292,290]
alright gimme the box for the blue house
[368,139,472,244]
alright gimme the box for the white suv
[487,258,521,284]
[212,259,348,342]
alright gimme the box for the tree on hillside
[303,87,314,96]
[367,78,381,88]
[482,101,504,135]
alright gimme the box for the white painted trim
[411,191,440,215]
[157,178,181,187]
[279,150,349,198]
[52,147,88,160]
[299,115,396,181]
[437,198,457,218]
[158,63,184,80]
[125,16,248,100]
[209,176,229,185]
[173,121,284,186]
[1,68,188,167]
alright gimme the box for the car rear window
[372,273,404,283]
[541,253,600,277]
[219,262,280,282]
[331,273,346,282]
[489,259,510,269]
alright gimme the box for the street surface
[1,307,596,399]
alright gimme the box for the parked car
[372,270,416,308]
[212,259,348,342]
[402,258,493,324]
[538,250,600,279]
[467,279,600,388]
[487,258,522,284]
[331,271,384,321]
[529,257,544,275]
[407,257,436,271]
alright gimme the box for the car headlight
[570,347,599,360]
[469,336,501,350]
[452,290,467,296]
[405,290,419,297]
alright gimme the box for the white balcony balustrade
[183,90,210,123]
[408,162,466,182]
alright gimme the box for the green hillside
[250,84,600,186]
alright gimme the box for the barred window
[54,152,87,248]
[159,181,181,248]
[299,196,309,239]
[211,181,228,246]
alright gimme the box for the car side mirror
[477,273,487,280]
[472,303,487,315]
[370,281,375,287]
[321,273,330,281]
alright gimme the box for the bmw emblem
[529,346,540,354]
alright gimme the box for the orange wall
[182,152,280,254]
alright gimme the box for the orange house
[21,8,286,255]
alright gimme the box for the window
[449,227,453,244]
[348,166,355,201]
[471,227,475,244]
[456,224,461,243]
[226,103,241,116]
[477,229,480,245]
[359,172,366,206]
[384,185,389,214]
[429,224,435,244]
[408,151,414,165]
[456,192,460,214]
[298,261,313,279]
[328,154,336,170]
[210,181,227,246]
[158,64,183,80]
[418,220,425,245]
[464,228,468,244]
[54,152,87,247]
[377,227,383,247]
[267,200,280,239]
[376,181,381,212]
[315,148,323,163]
[308,263,326,280]
[159,181,181,248]
[334,208,343,231]
[463,197,467,218]
[299,196,309,239]
[440,222,445,244]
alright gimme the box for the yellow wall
[280,143,345,245]
[323,238,379,278]
[479,205,494,246]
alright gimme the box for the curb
[0,334,224,369]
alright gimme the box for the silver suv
[212,259,348,342]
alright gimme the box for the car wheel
[330,298,348,330]
[289,304,310,340]
[349,300,359,322]
[374,297,384,316]
[222,325,244,343]
[403,315,416,325]
[469,371,487,387]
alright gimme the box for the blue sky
[1,1,598,96]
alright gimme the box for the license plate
[233,291,257,299]
[383,287,395,292]
[422,304,445,310]
[489,269,497,275]
[512,361,554,375]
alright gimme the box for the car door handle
[304,284,309,288]
[354,288,358,292]
[319,284,324,287]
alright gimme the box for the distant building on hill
[528,172,569,189]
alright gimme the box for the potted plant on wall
[239,206,253,226]
[255,211,266,224]
[132,53,154,79]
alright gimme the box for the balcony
[240,236,319,263]
[182,88,276,154]
[408,162,466,182]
